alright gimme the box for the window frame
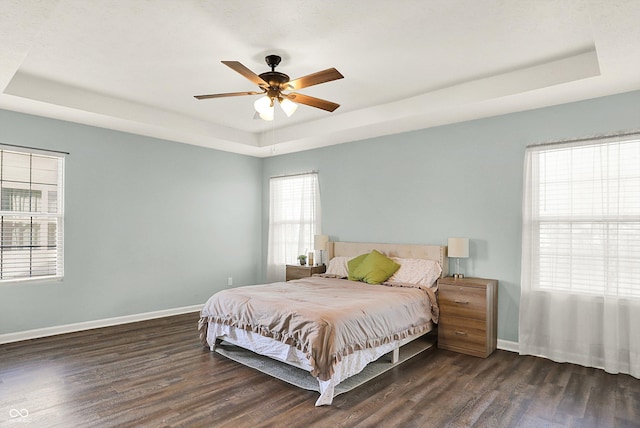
[0,145,65,284]
[266,171,321,281]
[523,134,640,298]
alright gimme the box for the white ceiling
[1,0,639,157]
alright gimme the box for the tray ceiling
[1,0,639,157]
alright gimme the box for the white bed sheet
[205,321,417,406]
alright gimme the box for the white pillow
[387,258,442,287]
[325,256,351,278]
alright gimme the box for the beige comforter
[198,276,438,381]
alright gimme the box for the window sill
[0,275,64,286]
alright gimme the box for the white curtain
[266,172,321,282]
[519,133,640,378]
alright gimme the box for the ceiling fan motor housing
[258,55,290,98]
[260,55,290,95]
[259,71,290,91]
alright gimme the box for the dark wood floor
[1,313,639,428]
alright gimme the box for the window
[266,172,320,281]
[0,147,64,282]
[522,134,640,297]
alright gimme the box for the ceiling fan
[194,54,344,120]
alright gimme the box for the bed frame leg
[391,348,399,364]
[211,337,223,351]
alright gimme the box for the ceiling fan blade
[221,61,268,87]
[194,90,264,100]
[285,93,340,112]
[285,68,344,90]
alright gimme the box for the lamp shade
[254,96,272,114]
[448,237,469,258]
[314,235,329,251]
[259,108,274,121]
[279,98,298,117]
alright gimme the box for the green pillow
[347,253,369,281]
[350,250,400,284]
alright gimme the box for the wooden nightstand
[285,264,326,281]
[436,276,498,358]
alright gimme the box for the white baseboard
[0,304,203,345]
[497,339,519,353]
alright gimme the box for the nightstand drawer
[439,315,487,347]
[437,284,487,320]
[286,265,326,281]
[287,266,311,279]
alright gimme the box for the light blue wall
[0,110,262,335]
[2,90,638,340]
[263,90,640,342]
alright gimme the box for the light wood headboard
[326,241,448,278]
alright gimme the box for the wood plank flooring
[1,312,639,427]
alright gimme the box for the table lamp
[448,237,469,278]
[314,235,329,265]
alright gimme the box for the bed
[198,241,448,405]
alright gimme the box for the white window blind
[523,134,640,297]
[0,147,64,282]
[266,172,320,282]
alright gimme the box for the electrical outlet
[227,277,233,286]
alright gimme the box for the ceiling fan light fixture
[279,98,298,117]
[259,105,274,121]
[254,95,273,114]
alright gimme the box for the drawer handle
[454,331,468,336]
[454,300,469,304]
